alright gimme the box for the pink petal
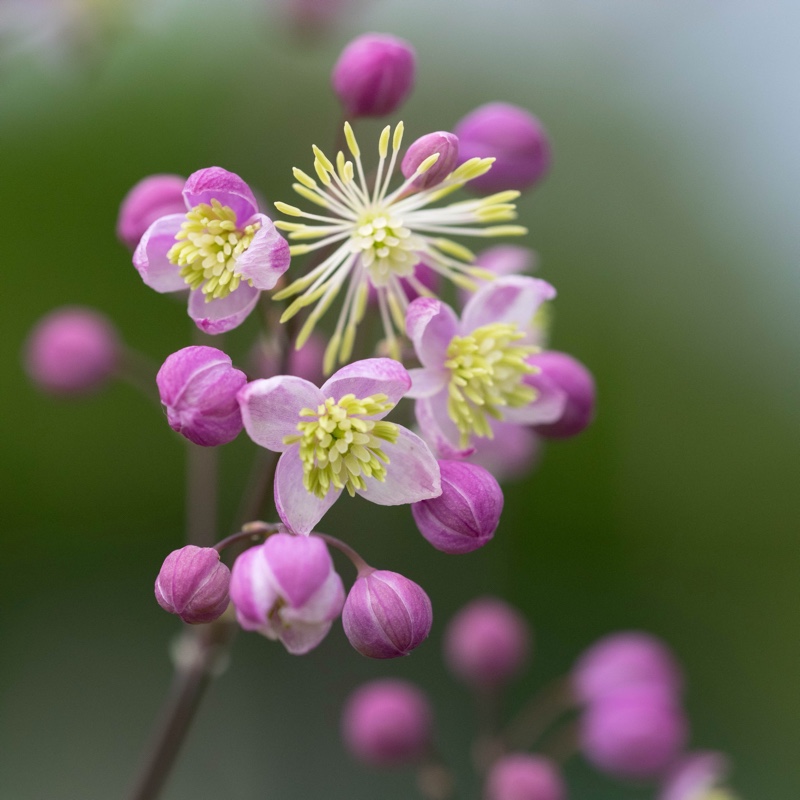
[321,358,411,411]
[282,570,345,625]
[502,385,566,425]
[277,619,335,655]
[187,283,260,334]
[132,214,189,293]
[274,447,341,536]
[238,376,325,453]
[405,297,459,369]
[263,533,333,608]
[356,427,441,506]
[406,367,447,399]
[234,215,291,291]
[183,167,259,227]
[467,420,542,482]
[415,395,475,459]
[229,546,278,631]
[461,276,556,334]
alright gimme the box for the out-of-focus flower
[156,346,247,447]
[229,533,344,655]
[342,569,432,658]
[401,131,459,191]
[484,754,566,800]
[464,420,542,482]
[154,545,231,624]
[23,307,120,395]
[117,174,185,250]
[238,358,441,535]
[133,167,290,334]
[275,0,356,38]
[331,33,416,118]
[273,121,526,372]
[249,332,326,386]
[659,752,731,800]
[341,679,433,766]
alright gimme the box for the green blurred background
[1,1,798,797]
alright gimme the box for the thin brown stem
[502,676,574,751]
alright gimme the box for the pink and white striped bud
[331,33,416,118]
[580,686,689,780]
[342,679,433,767]
[230,533,345,655]
[343,570,432,659]
[117,174,186,249]
[154,545,231,624]
[411,461,504,554]
[527,351,596,439]
[157,346,247,447]
[24,307,120,395]
[455,103,551,193]
[401,132,459,190]
[485,754,566,800]
[573,631,683,704]
[659,752,730,800]
[444,597,531,688]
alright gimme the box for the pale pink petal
[188,283,260,334]
[415,395,474,459]
[234,215,291,291]
[183,166,259,226]
[229,546,278,631]
[321,358,410,412]
[461,276,556,334]
[132,214,188,293]
[238,376,324,453]
[356,427,441,506]
[405,297,458,369]
[277,619,335,655]
[406,367,447,399]
[468,421,542,482]
[502,386,566,425]
[263,533,333,608]
[282,570,345,625]
[274,447,341,536]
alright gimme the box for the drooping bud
[527,351,596,439]
[572,631,683,704]
[154,545,231,624]
[484,754,566,800]
[156,346,247,447]
[401,131,459,190]
[444,597,531,688]
[659,752,730,800]
[411,461,503,554]
[342,569,432,658]
[341,679,433,767]
[117,174,186,249]
[331,33,416,118]
[580,686,689,780]
[23,307,120,395]
[455,103,551,193]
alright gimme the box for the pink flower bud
[230,533,344,655]
[411,461,503,554]
[527,351,596,439]
[331,33,416,118]
[444,597,531,688]
[401,132,459,190]
[154,545,231,624]
[455,103,551,193]
[342,679,432,767]
[485,754,566,800]
[580,686,689,780]
[342,570,432,659]
[157,346,247,447]
[117,174,186,249]
[572,632,683,704]
[23,307,120,395]
[659,752,729,800]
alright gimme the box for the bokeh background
[1,1,798,797]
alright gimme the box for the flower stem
[501,676,574,751]
[313,532,372,575]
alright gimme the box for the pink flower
[132,167,290,334]
[237,358,441,535]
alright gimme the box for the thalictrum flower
[237,358,441,535]
[272,121,527,373]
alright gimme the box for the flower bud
[485,754,566,800]
[580,686,689,780]
[527,351,596,439]
[23,307,120,395]
[444,597,531,688]
[117,174,186,249]
[331,33,416,118]
[411,461,503,554]
[157,346,247,447]
[572,631,683,704]
[154,545,231,624]
[660,752,730,800]
[454,103,551,193]
[341,679,432,767]
[342,570,432,659]
[401,131,459,190]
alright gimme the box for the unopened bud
[117,174,185,249]
[401,132,459,190]
[484,754,566,800]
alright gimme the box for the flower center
[349,211,417,287]
[444,322,538,447]
[167,199,260,302]
[283,393,399,499]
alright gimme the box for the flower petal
[415,395,475,459]
[461,276,556,334]
[405,297,459,369]
[502,383,566,426]
[274,447,342,536]
[183,166,259,226]
[406,367,447,399]
[238,376,325,453]
[229,545,278,631]
[132,214,189,293]
[356,426,441,506]
[187,283,260,335]
[321,358,411,411]
[282,569,345,625]
[467,420,542,482]
[234,215,291,291]
[277,619,335,655]
[263,533,333,608]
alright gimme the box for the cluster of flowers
[341,598,739,800]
